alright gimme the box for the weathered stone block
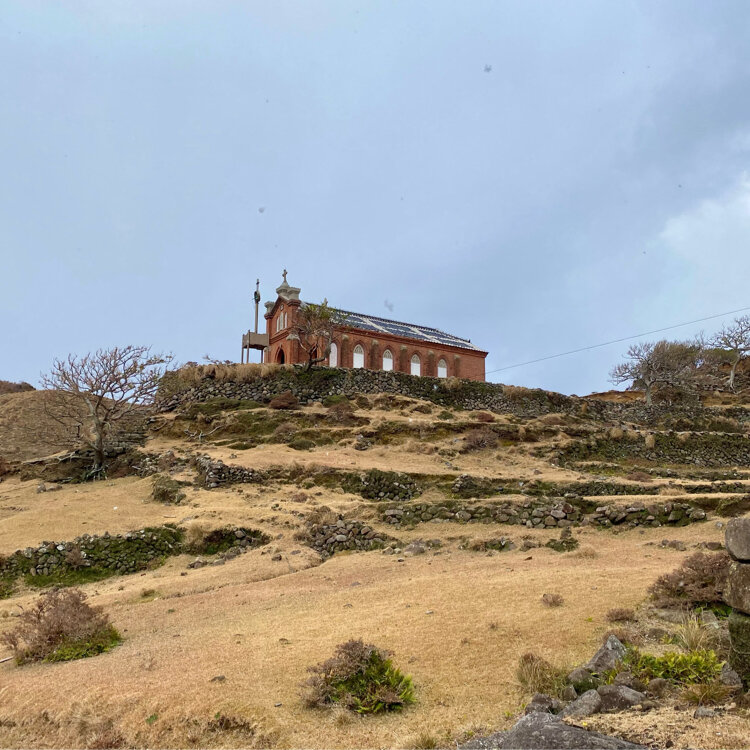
[728,610,750,685]
[726,518,750,562]
[725,562,750,615]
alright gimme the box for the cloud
[655,174,750,309]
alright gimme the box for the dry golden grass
[1,395,748,748]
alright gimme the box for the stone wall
[725,519,750,685]
[305,518,396,558]
[194,455,264,488]
[381,499,706,529]
[561,432,750,468]
[0,526,183,581]
[158,366,750,426]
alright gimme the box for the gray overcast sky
[2,1,750,394]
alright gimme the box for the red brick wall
[264,300,487,381]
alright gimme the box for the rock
[700,610,720,629]
[584,635,626,673]
[567,667,599,693]
[725,562,750,615]
[646,678,669,698]
[726,518,750,562]
[613,672,647,693]
[720,663,743,690]
[560,689,602,718]
[728,610,750,685]
[459,711,646,749]
[210,675,226,683]
[596,684,646,712]
[523,693,562,715]
[693,707,716,718]
[561,685,577,701]
[650,608,687,625]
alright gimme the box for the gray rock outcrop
[459,712,646,749]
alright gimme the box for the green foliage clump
[303,640,415,714]
[151,473,186,504]
[1,587,121,664]
[322,394,350,407]
[622,648,722,684]
[289,437,316,451]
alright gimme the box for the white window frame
[329,342,338,368]
[437,358,448,378]
[353,344,365,369]
[410,353,421,376]
[382,349,393,371]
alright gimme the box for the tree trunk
[729,359,738,391]
[645,384,652,407]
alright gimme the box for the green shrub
[1,588,121,664]
[322,394,350,407]
[151,474,186,504]
[436,410,453,421]
[622,648,722,684]
[302,640,415,714]
[289,438,316,451]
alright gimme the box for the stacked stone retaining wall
[381,499,706,529]
[158,367,750,426]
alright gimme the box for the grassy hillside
[0,386,749,748]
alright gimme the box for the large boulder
[459,712,646,749]
[728,610,750,686]
[524,694,562,715]
[567,666,599,692]
[585,635,626,673]
[560,689,602,718]
[596,684,646,712]
[726,518,750,562]
[725,562,750,615]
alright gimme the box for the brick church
[241,272,488,381]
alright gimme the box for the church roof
[311,304,483,352]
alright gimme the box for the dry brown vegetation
[0,386,749,748]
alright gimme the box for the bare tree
[708,315,750,391]
[610,339,702,406]
[41,346,173,474]
[288,300,346,371]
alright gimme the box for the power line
[486,305,750,376]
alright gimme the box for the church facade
[241,273,488,381]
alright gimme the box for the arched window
[382,349,393,371]
[410,353,421,376]
[353,344,365,369]
[329,342,338,368]
[437,358,448,378]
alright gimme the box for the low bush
[436,410,453,421]
[541,593,564,607]
[0,380,35,395]
[269,391,299,410]
[289,437,316,451]
[681,680,732,705]
[674,615,719,653]
[473,411,495,423]
[462,428,498,452]
[1,587,121,664]
[322,394,350,407]
[150,474,186,504]
[515,652,568,697]
[271,421,298,442]
[606,608,636,623]
[302,639,415,714]
[622,647,721,684]
[326,401,356,424]
[648,551,731,608]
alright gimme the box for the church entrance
[276,348,285,364]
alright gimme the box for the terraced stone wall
[380,499,706,529]
[0,526,183,580]
[158,367,750,426]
